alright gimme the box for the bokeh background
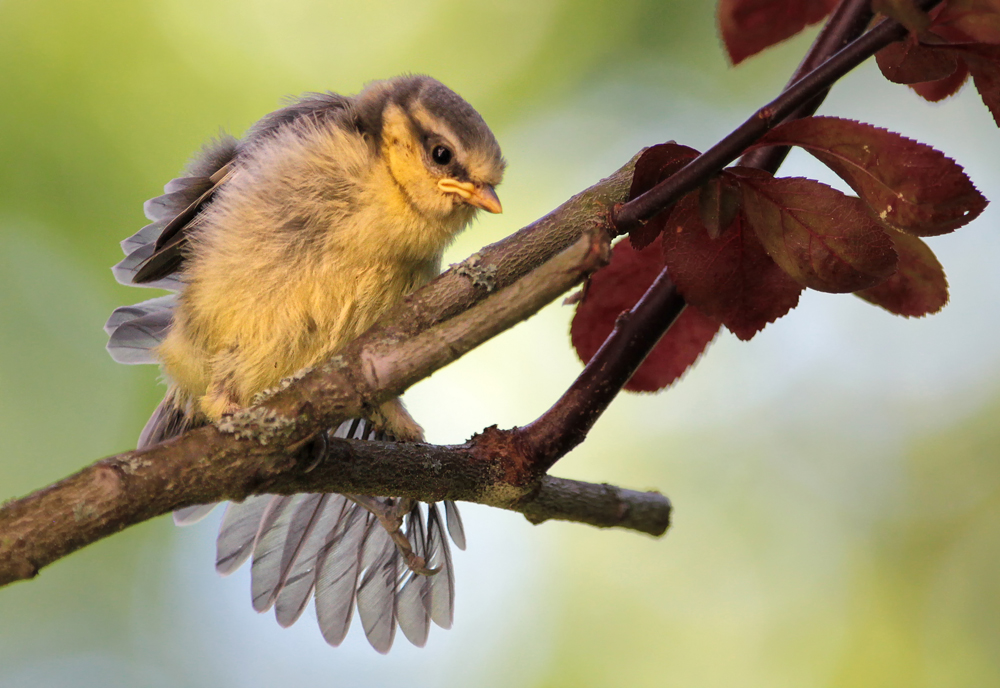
[2,0,999,686]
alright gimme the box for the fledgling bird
[104,75,505,652]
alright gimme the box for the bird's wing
[113,92,354,290]
[112,136,239,290]
[210,417,465,653]
[104,293,177,365]
[132,162,235,283]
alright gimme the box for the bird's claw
[300,429,329,473]
[346,495,440,576]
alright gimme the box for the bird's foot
[298,428,329,473]
[346,495,439,576]
[370,399,425,443]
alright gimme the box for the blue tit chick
[106,75,505,652]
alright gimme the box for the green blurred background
[2,0,999,686]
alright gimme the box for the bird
[103,75,505,652]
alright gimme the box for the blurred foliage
[1,0,998,686]
[539,395,1000,687]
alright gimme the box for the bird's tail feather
[138,392,201,450]
[154,414,464,653]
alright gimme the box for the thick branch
[0,229,672,587]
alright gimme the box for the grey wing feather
[250,495,297,612]
[216,495,274,576]
[120,221,169,256]
[133,163,234,284]
[117,177,214,256]
[396,505,432,647]
[112,242,185,291]
[257,492,326,622]
[112,135,238,288]
[315,505,372,646]
[138,395,199,449]
[173,504,218,526]
[105,295,176,365]
[444,500,466,551]
[356,520,399,654]
[275,494,350,627]
[103,294,177,335]
[143,185,212,223]
[427,503,456,629]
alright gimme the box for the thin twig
[613,0,940,234]
[513,0,904,472]
[739,0,875,171]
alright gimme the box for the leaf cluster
[572,0,995,391]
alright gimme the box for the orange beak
[437,179,503,214]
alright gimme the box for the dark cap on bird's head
[355,75,506,217]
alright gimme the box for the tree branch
[0,225,671,587]
[0,0,937,589]
[738,0,874,171]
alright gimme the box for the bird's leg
[202,353,243,420]
[202,387,240,420]
[346,495,439,576]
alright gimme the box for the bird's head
[356,75,505,225]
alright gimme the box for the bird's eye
[432,145,452,165]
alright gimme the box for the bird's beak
[437,179,503,214]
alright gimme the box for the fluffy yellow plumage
[146,76,504,436]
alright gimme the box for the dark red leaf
[571,237,721,392]
[753,116,988,236]
[733,168,898,292]
[624,306,722,392]
[933,0,1000,44]
[876,34,959,84]
[698,174,742,239]
[718,0,840,65]
[855,230,949,317]
[873,0,931,33]
[909,61,971,100]
[628,143,701,249]
[661,191,803,340]
[947,43,1000,126]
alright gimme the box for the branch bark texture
[1,208,671,587]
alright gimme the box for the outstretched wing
[112,136,239,289]
[112,90,353,291]
[211,418,466,653]
[133,162,235,283]
[107,94,356,367]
